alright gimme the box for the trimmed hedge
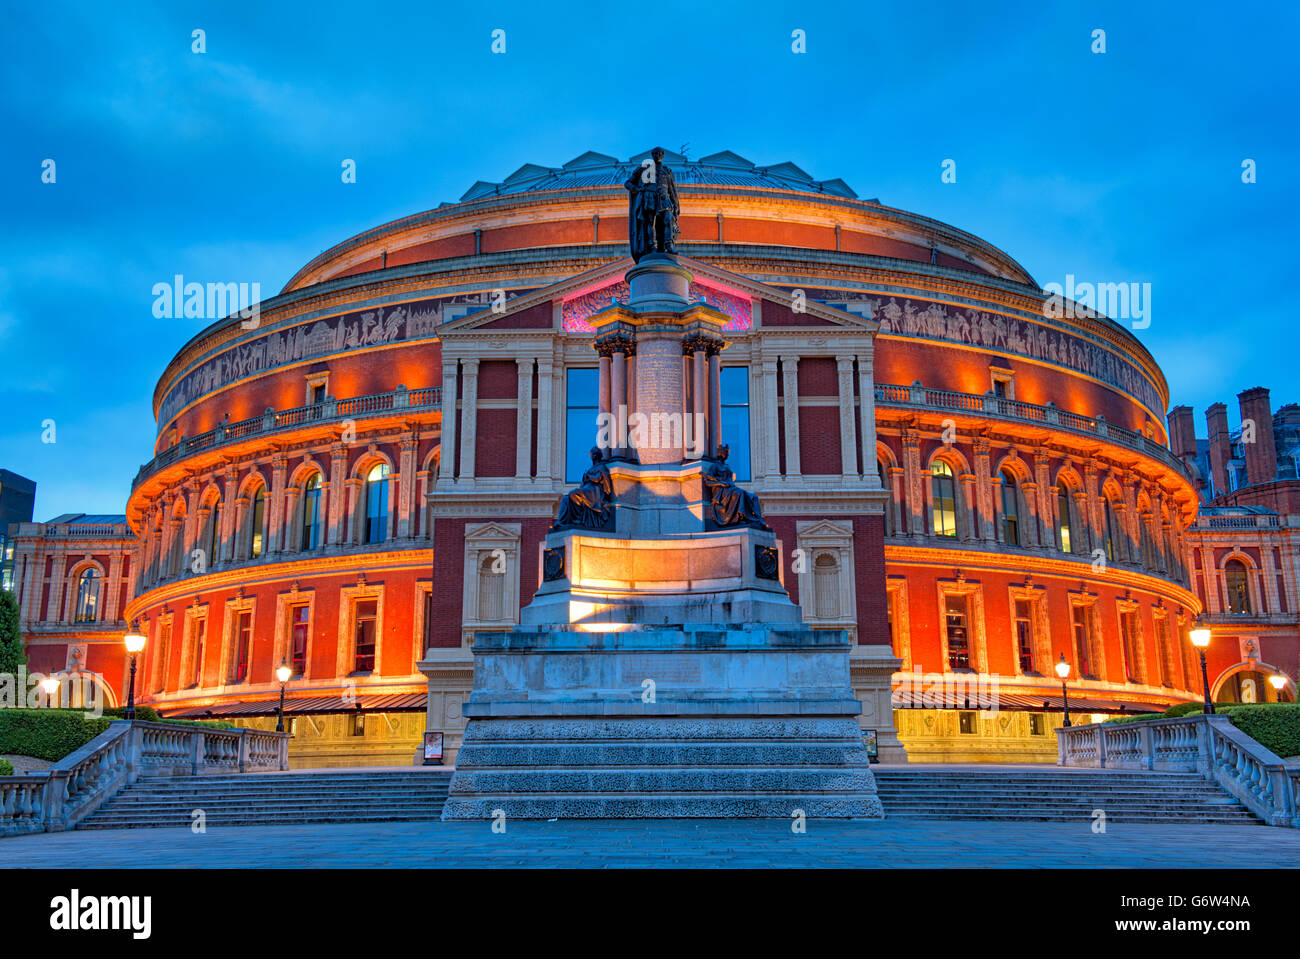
[1221,703,1300,759]
[0,710,111,762]
[0,758,13,776]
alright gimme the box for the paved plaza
[2,817,1297,868]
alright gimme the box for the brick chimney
[1206,402,1231,495]
[1238,386,1277,487]
[1166,406,1196,460]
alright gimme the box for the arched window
[814,553,840,618]
[1101,497,1117,561]
[248,487,266,559]
[1225,560,1252,614]
[365,463,390,544]
[478,553,504,621]
[931,461,957,538]
[205,500,222,566]
[74,568,100,622]
[301,473,322,551]
[1000,470,1020,546]
[1057,487,1073,553]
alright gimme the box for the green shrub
[0,758,13,776]
[1220,703,1300,759]
[1106,712,1164,724]
[0,709,111,762]
[102,705,162,723]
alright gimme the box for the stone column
[1021,482,1041,548]
[888,466,905,535]
[857,356,879,486]
[515,359,534,479]
[762,358,780,479]
[268,453,287,554]
[1034,450,1054,549]
[220,467,238,563]
[781,356,801,477]
[959,474,977,541]
[836,356,857,478]
[1202,546,1220,613]
[708,349,722,458]
[327,444,348,546]
[458,359,479,478]
[611,349,627,457]
[106,550,123,622]
[536,357,555,479]
[902,430,924,536]
[439,359,458,481]
[598,353,612,418]
[1262,542,1280,613]
[398,434,418,538]
[973,436,993,541]
[692,347,707,456]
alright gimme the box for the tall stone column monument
[442,166,883,818]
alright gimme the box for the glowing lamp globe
[1190,628,1212,649]
[1269,674,1286,692]
[1054,655,1071,680]
[276,662,292,684]
[124,627,147,655]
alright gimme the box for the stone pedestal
[440,625,882,819]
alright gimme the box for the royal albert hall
[123,148,1205,766]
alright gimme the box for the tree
[0,588,27,676]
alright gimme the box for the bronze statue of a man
[624,147,679,262]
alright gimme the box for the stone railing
[875,382,1191,481]
[1058,714,1299,827]
[0,720,289,836]
[132,386,442,490]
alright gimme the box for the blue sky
[1,0,1296,518]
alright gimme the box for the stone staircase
[871,765,1263,824]
[79,768,452,830]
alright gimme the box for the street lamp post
[1190,626,1214,715]
[1269,673,1287,702]
[39,676,60,709]
[123,623,147,721]
[276,659,292,733]
[1055,654,1072,727]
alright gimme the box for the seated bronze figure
[553,447,616,531]
[702,444,768,530]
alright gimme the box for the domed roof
[456,148,865,203]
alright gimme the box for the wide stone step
[441,793,882,819]
[448,766,877,794]
[455,743,869,766]
[80,810,447,830]
[882,811,1260,823]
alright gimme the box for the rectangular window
[353,599,377,673]
[565,368,600,483]
[1119,610,1140,683]
[290,605,309,676]
[720,367,750,481]
[1154,615,1174,687]
[350,712,366,737]
[153,622,172,692]
[232,610,252,683]
[945,594,970,670]
[1072,604,1095,679]
[958,711,976,734]
[1014,599,1035,673]
[1029,713,1044,735]
[190,617,206,688]
[422,590,434,658]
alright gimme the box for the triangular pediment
[437,255,878,336]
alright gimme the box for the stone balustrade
[1058,714,1299,827]
[132,386,442,490]
[0,720,289,836]
[875,382,1192,481]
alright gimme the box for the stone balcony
[875,382,1192,482]
[132,386,442,490]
